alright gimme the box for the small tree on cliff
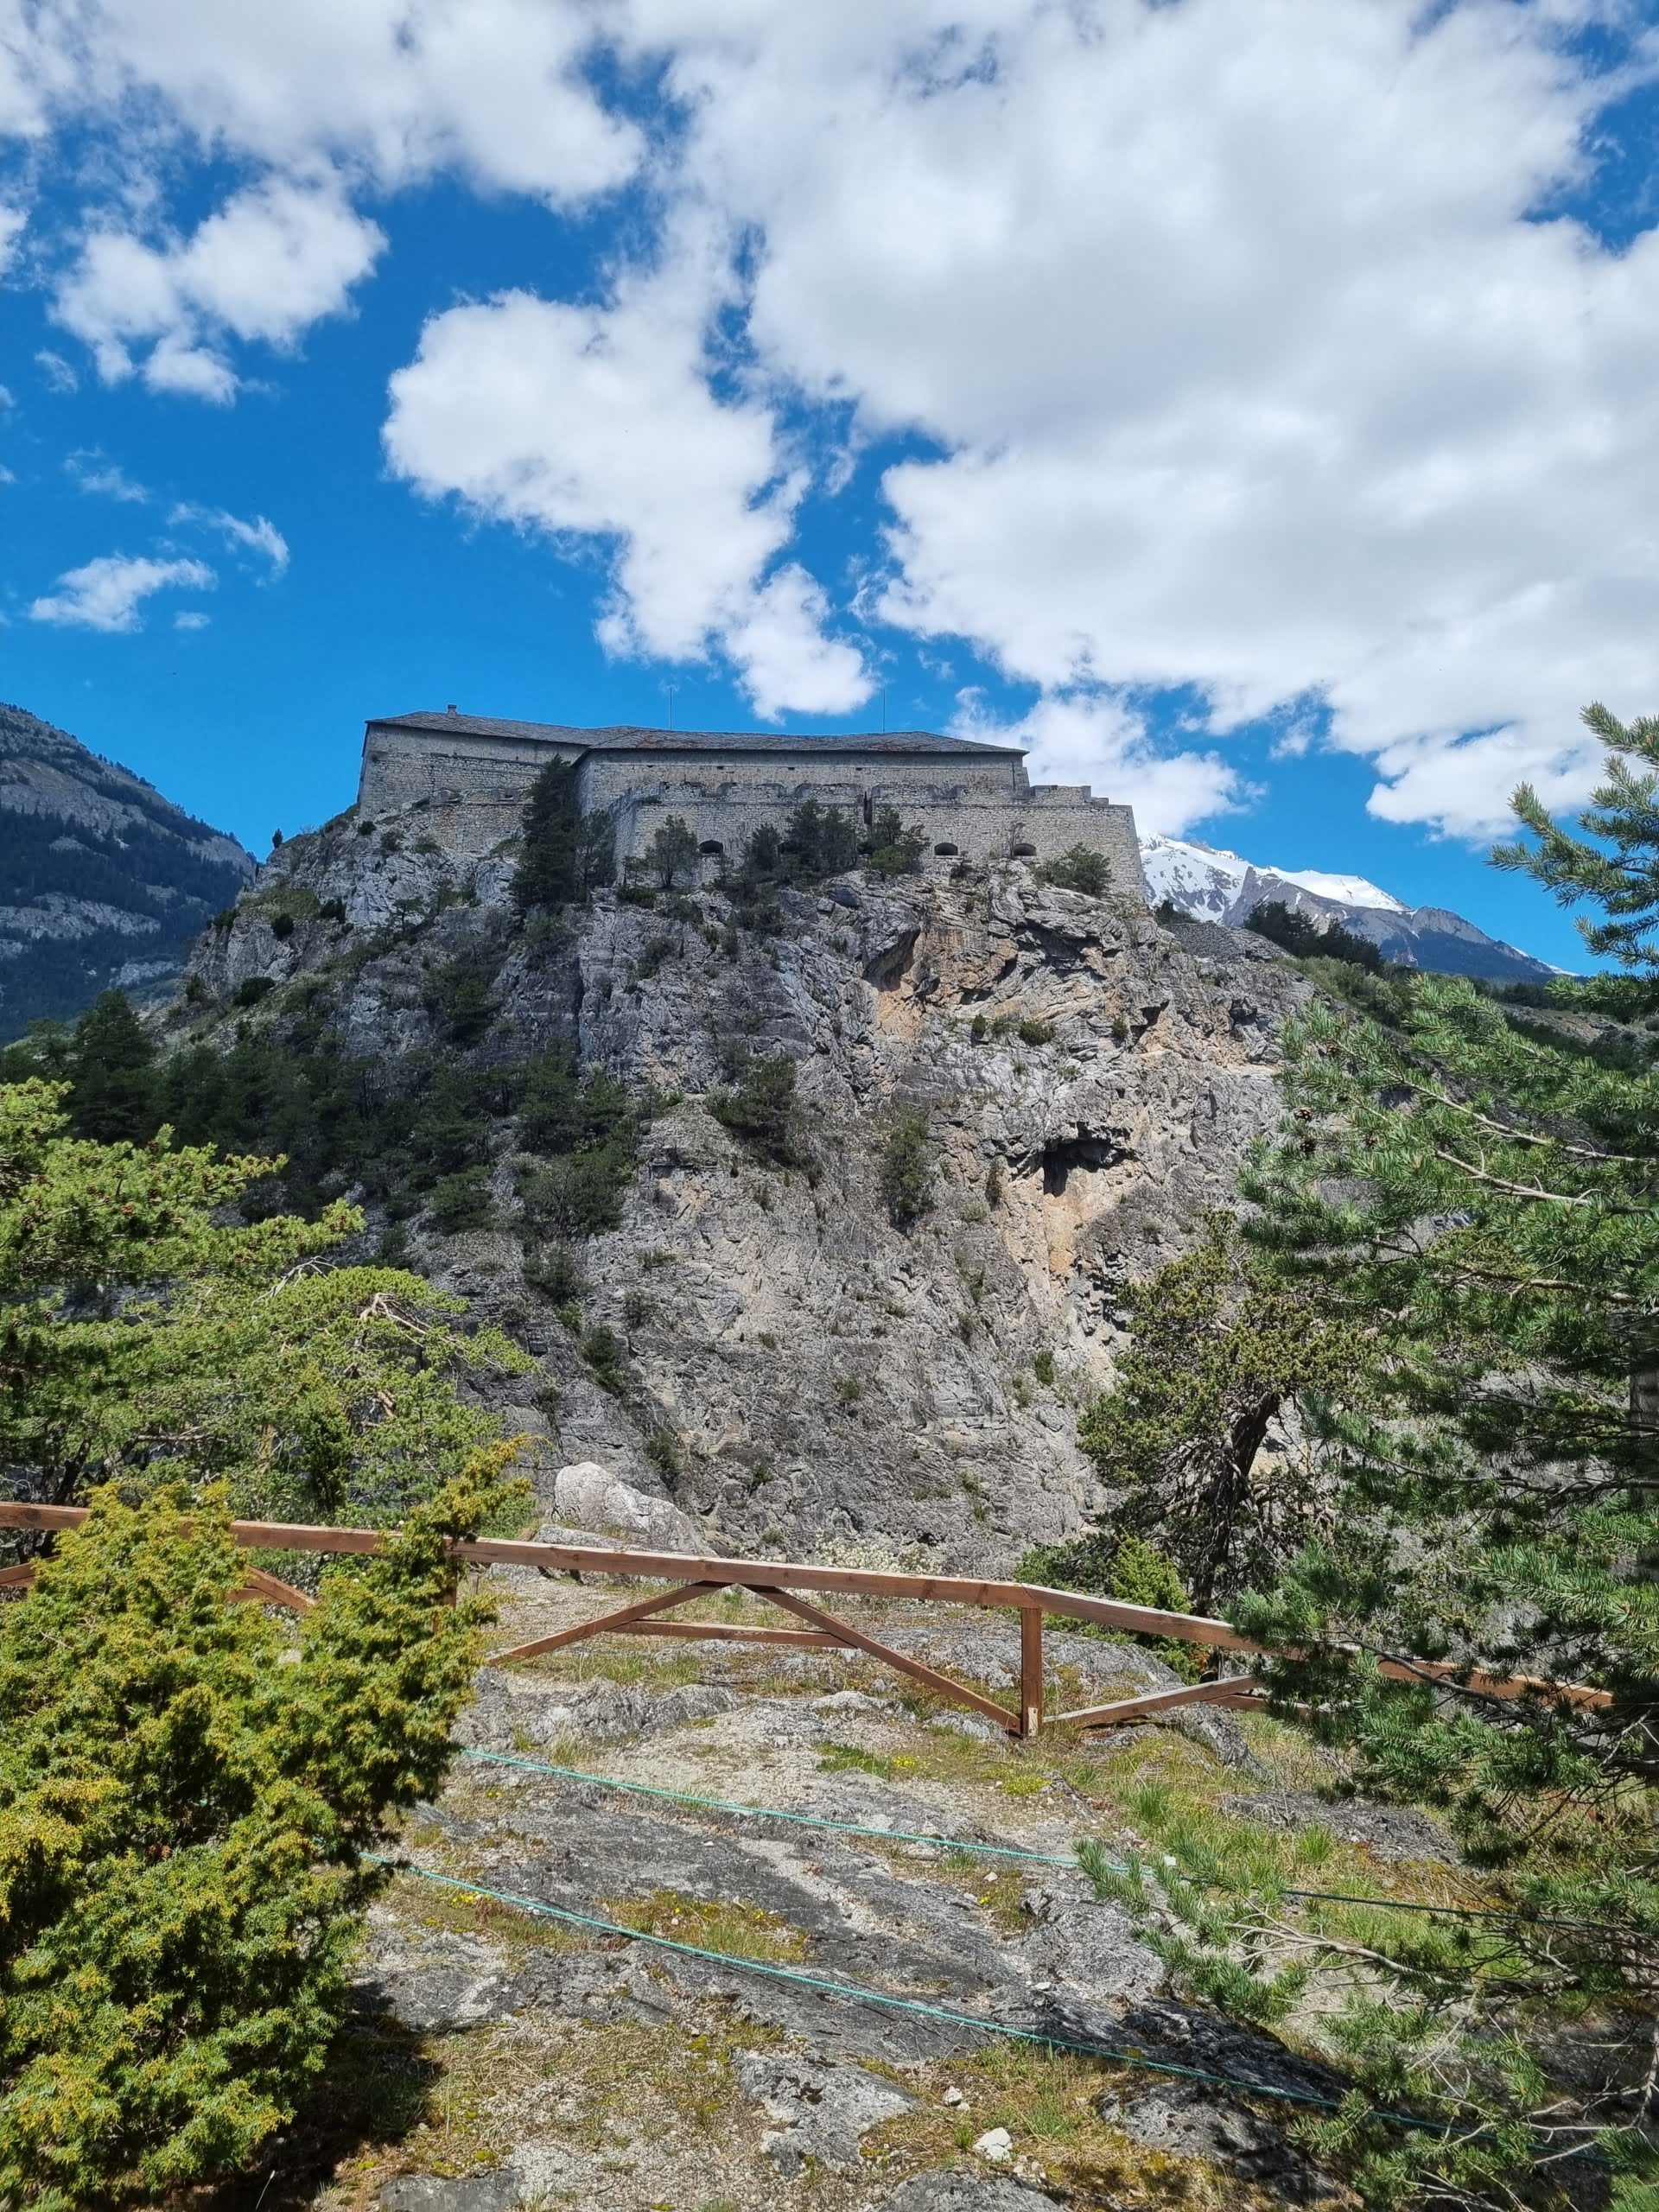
[1041,1214,1356,1611]
[512,758,614,911]
[644,814,699,890]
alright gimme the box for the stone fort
[357,709,1147,896]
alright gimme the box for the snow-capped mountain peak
[1268,865,1405,914]
[1138,833,1555,982]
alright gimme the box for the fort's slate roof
[367,711,1023,759]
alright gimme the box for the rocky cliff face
[181,810,1310,1567]
[0,702,254,1036]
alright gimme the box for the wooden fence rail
[0,1502,1612,1741]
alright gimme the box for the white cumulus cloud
[607,0,1659,835]
[54,180,385,399]
[16,0,640,205]
[954,690,1243,841]
[29,553,215,631]
[13,0,1659,834]
[385,263,869,715]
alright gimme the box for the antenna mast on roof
[664,683,677,733]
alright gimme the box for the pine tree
[644,813,699,889]
[1086,707,1659,2206]
[0,1466,513,2208]
[0,1080,531,1530]
[512,759,614,911]
[1045,1214,1357,1609]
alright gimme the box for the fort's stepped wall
[356,715,1147,897]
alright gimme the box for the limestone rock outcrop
[177,801,1311,1563]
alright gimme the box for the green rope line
[454,1745,1601,1930]
[458,1745,1072,1865]
[378,1853,1439,2129]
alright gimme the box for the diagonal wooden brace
[1054,1676,1266,1730]
[752,1585,1020,1735]
[228,1567,315,1613]
[0,1561,37,1592]
[488,1581,728,1666]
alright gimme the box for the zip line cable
[454,1745,1621,1931]
[376,1853,1448,2132]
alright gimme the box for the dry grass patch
[382,1869,586,1961]
[599,1886,810,1963]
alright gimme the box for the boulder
[547,1461,701,1551]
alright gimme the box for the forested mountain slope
[0,702,253,1036]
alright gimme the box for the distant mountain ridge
[0,703,254,1038]
[1141,833,1560,982]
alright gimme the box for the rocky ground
[248,1558,1482,2212]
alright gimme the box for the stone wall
[357,722,1147,897]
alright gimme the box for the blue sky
[5,3,1659,969]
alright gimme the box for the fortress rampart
[357,711,1147,898]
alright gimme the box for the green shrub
[1033,1349,1055,1385]
[271,912,296,939]
[0,1469,512,2210]
[866,806,926,874]
[709,1052,804,1166]
[879,1106,934,1227]
[518,1048,628,1155]
[1033,844,1112,895]
[1016,1531,1202,1681]
[632,932,676,983]
[425,1166,496,1234]
[232,976,276,1008]
[524,1242,586,1302]
[1245,898,1388,973]
[582,1322,627,1394]
[739,804,859,886]
[1015,1017,1053,1046]
[422,938,503,1046]
[645,1428,681,1483]
[518,1146,633,1240]
[643,815,699,889]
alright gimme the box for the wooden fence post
[1020,1606,1044,1738]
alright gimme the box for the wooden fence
[0,1502,1611,1741]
